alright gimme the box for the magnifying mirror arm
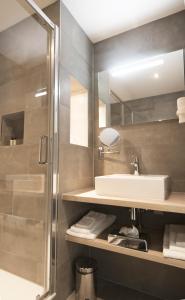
[98,145,120,159]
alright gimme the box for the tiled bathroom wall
[0,1,61,287]
[55,2,94,299]
[92,10,185,300]
[0,29,48,285]
[94,9,185,192]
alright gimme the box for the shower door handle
[39,135,48,164]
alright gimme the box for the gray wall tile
[94,9,185,299]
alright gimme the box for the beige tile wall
[53,2,94,299]
[95,120,185,192]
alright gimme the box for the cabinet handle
[39,135,48,164]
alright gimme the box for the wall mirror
[98,49,185,127]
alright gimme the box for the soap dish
[107,231,148,252]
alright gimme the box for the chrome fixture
[98,127,120,159]
[39,136,48,164]
[130,156,140,175]
[130,207,137,223]
[98,145,120,159]
[25,0,59,299]
[35,87,48,98]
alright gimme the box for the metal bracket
[98,146,120,159]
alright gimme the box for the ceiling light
[110,57,164,77]
[34,88,47,98]
[154,73,159,79]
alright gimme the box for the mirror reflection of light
[34,88,47,98]
[154,73,159,79]
[110,57,164,77]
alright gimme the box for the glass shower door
[0,1,58,299]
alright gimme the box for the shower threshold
[0,269,44,300]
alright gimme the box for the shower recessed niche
[1,111,24,146]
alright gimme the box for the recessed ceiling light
[154,73,159,79]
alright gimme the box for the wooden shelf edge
[66,234,185,270]
[62,189,185,214]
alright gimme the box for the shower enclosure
[0,1,59,299]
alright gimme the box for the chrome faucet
[130,156,140,175]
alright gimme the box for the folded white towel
[75,216,95,229]
[176,232,185,248]
[177,97,185,123]
[71,211,106,234]
[163,225,185,260]
[169,224,185,252]
[67,214,116,239]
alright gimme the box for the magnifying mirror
[99,128,120,147]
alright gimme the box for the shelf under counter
[66,231,185,270]
[62,188,185,214]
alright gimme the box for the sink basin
[95,174,170,201]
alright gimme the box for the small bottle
[10,138,17,146]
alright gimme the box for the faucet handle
[130,155,138,165]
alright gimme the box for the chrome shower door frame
[24,1,59,299]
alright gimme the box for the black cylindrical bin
[75,257,97,300]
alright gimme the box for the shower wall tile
[0,146,29,175]
[94,9,185,299]
[0,191,12,215]
[0,250,43,284]
[0,214,44,261]
[61,32,93,90]
[24,107,48,145]
[60,2,93,67]
[57,2,94,300]
[12,193,44,221]
[0,2,58,286]
[0,74,26,106]
[60,104,70,144]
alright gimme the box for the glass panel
[0,1,52,299]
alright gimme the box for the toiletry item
[67,211,116,239]
[168,224,185,252]
[107,233,148,252]
[119,225,139,238]
[10,138,17,146]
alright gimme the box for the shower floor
[0,270,44,300]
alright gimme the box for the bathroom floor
[0,269,44,300]
[68,279,161,300]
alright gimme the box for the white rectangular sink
[95,174,170,201]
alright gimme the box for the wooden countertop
[63,188,185,214]
[66,231,185,270]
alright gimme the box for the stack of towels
[177,97,185,123]
[163,224,185,260]
[67,211,116,239]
